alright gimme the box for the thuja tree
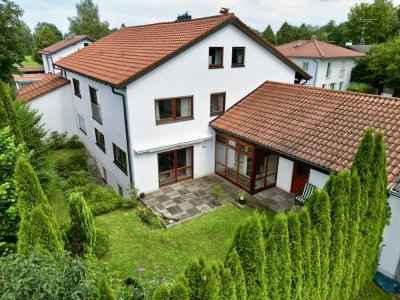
[233,214,267,299]
[287,210,303,300]
[265,212,291,300]
[0,81,23,143]
[310,229,321,300]
[298,208,312,300]
[65,192,96,257]
[225,249,247,300]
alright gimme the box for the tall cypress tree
[152,283,170,300]
[225,249,247,300]
[299,208,312,300]
[287,210,303,300]
[218,265,236,300]
[234,215,267,299]
[313,189,331,300]
[65,192,96,257]
[0,80,23,143]
[305,189,319,226]
[265,212,291,300]
[183,257,205,299]
[310,229,321,300]
[169,281,189,300]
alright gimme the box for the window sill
[156,117,194,125]
[79,128,87,135]
[96,143,106,154]
[74,93,81,98]
[92,117,103,125]
[114,161,128,175]
[231,64,245,68]
[209,65,224,69]
[210,112,224,117]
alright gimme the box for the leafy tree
[18,22,33,56]
[262,24,276,44]
[299,208,312,300]
[276,21,299,45]
[346,83,376,94]
[65,192,96,257]
[234,214,267,299]
[225,249,247,300]
[287,210,303,299]
[34,22,63,40]
[0,0,29,81]
[0,80,23,143]
[32,25,60,63]
[297,23,314,40]
[310,229,321,300]
[68,0,110,39]
[265,212,291,300]
[347,0,397,44]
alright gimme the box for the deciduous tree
[32,25,60,63]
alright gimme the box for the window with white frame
[302,62,309,72]
[78,114,86,134]
[326,62,332,78]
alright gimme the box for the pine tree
[262,24,276,44]
[234,214,267,299]
[310,229,321,300]
[287,210,303,300]
[225,249,247,300]
[299,208,312,300]
[328,172,348,299]
[17,205,63,255]
[65,192,96,256]
[152,283,170,300]
[170,281,189,300]
[312,189,331,300]
[265,212,291,300]
[0,80,23,143]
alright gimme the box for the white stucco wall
[65,71,130,196]
[125,23,297,193]
[27,84,77,136]
[379,194,400,279]
[291,58,318,86]
[276,157,294,192]
[43,39,93,74]
[309,169,329,190]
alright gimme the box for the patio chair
[295,183,316,205]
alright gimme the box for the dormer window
[209,47,223,68]
[232,47,245,67]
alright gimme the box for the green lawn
[20,55,41,67]
[95,205,265,279]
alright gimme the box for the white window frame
[78,114,86,135]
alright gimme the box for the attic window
[209,47,223,68]
[232,47,245,67]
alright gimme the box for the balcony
[91,102,102,124]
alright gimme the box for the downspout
[312,59,319,87]
[111,87,134,186]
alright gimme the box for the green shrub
[64,135,84,149]
[54,152,87,179]
[123,183,139,208]
[137,208,163,229]
[347,83,376,94]
[47,132,84,150]
[213,184,222,200]
[87,187,124,216]
[94,228,110,258]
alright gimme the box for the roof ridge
[122,13,233,30]
[313,39,324,57]
[267,80,400,101]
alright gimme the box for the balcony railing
[91,102,102,124]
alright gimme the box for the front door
[291,161,310,195]
[158,147,193,186]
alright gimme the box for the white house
[276,38,364,90]
[39,35,95,74]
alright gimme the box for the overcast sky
[15,0,400,34]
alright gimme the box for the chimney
[220,7,230,15]
[176,12,191,21]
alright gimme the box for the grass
[48,148,85,163]
[357,282,399,299]
[95,204,270,279]
[20,55,41,67]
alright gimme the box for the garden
[0,79,397,299]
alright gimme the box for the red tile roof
[13,73,47,82]
[55,14,311,88]
[17,66,44,73]
[276,39,365,58]
[39,35,95,55]
[16,73,70,102]
[210,81,400,187]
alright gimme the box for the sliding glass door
[158,147,193,186]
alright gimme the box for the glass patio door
[254,149,278,192]
[158,147,193,186]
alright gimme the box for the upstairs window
[326,62,332,78]
[302,62,309,72]
[209,47,223,68]
[89,86,102,124]
[210,93,226,116]
[78,114,86,134]
[155,96,193,124]
[73,79,81,97]
[232,47,245,67]
[113,143,127,174]
[95,128,106,153]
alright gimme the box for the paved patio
[142,174,296,227]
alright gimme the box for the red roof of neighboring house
[55,14,311,88]
[17,66,44,73]
[210,81,400,187]
[276,39,365,58]
[16,73,70,102]
[13,73,47,82]
[39,35,96,55]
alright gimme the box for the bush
[122,184,139,208]
[87,187,124,216]
[54,152,87,179]
[347,83,376,94]
[64,135,84,149]
[47,132,84,150]
[137,208,163,229]
[213,184,222,200]
[94,228,110,258]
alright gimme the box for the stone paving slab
[142,174,297,227]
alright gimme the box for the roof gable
[54,14,310,88]
[277,39,365,58]
[39,35,96,55]
[210,81,400,187]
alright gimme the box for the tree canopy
[68,0,110,39]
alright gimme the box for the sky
[15,0,400,34]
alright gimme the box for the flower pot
[238,196,246,205]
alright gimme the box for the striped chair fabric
[295,183,316,205]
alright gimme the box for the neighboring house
[39,35,96,74]
[276,38,364,90]
[210,81,400,280]
[13,73,47,90]
[17,66,45,74]
[16,73,77,136]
